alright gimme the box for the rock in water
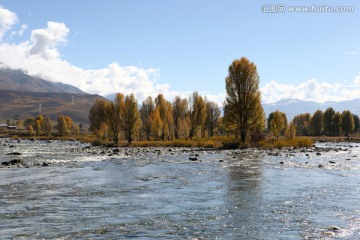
[6,152,21,156]
[328,226,340,231]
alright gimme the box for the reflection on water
[1,139,360,239]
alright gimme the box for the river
[1,139,360,239]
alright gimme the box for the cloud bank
[260,75,360,103]
[0,5,359,106]
[0,6,171,101]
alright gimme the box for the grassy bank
[4,128,360,149]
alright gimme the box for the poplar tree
[122,94,140,144]
[223,57,265,142]
[331,112,342,136]
[310,110,324,136]
[269,110,286,140]
[173,96,189,139]
[189,92,206,138]
[342,110,354,138]
[107,93,124,143]
[140,96,155,140]
[323,107,335,136]
[89,99,109,138]
[205,100,221,137]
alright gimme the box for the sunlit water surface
[1,139,360,239]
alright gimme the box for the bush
[91,139,102,146]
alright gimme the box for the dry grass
[258,137,313,148]
[125,139,222,148]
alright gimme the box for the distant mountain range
[0,67,106,124]
[263,98,360,121]
[0,67,85,94]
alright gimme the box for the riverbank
[0,136,356,169]
[2,128,360,149]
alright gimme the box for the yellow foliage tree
[223,57,265,142]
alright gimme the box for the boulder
[189,156,198,161]
[6,152,21,156]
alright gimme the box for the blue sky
[0,0,359,103]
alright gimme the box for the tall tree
[286,120,296,139]
[34,115,44,136]
[140,96,155,140]
[323,107,335,136]
[310,110,324,136]
[89,99,109,138]
[353,114,360,133]
[189,92,206,138]
[107,93,124,143]
[149,108,163,140]
[223,57,265,142]
[331,112,342,136]
[293,113,311,136]
[57,115,68,137]
[122,94,140,143]
[58,115,73,137]
[43,116,53,138]
[173,96,189,139]
[269,110,286,140]
[155,94,174,140]
[341,110,354,138]
[205,100,221,138]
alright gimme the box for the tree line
[88,92,222,143]
[22,114,79,138]
[267,108,360,139]
[88,57,359,145]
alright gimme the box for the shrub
[91,139,102,146]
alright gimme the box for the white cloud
[0,6,18,39]
[29,21,69,59]
[0,8,173,102]
[353,72,360,85]
[261,75,360,103]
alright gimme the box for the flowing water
[1,139,360,239]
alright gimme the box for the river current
[1,139,360,239]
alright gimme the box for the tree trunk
[240,131,246,142]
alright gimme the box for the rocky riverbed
[1,139,360,239]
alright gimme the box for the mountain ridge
[0,67,106,124]
[0,67,85,94]
[263,98,360,121]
